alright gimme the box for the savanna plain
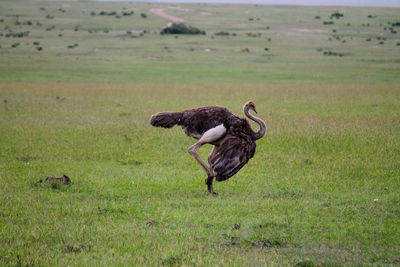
[0,0,399,266]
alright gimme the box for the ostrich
[150,101,266,194]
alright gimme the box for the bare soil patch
[150,8,184,23]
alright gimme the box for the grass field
[0,1,400,266]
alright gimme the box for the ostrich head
[245,101,257,114]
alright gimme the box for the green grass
[0,1,400,266]
[1,83,399,266]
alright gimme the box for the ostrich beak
[253,107,258,114]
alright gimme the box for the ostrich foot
[205,176,217,195]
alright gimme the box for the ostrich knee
[188,143,200,156]
[188,142,214,178]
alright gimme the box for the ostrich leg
[206,146,218,194]
[188,141,216,194]
[208,146,217,166]
[188,125,226,194]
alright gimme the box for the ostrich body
[150,101,266,194]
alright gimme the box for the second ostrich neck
[244,106,266,140]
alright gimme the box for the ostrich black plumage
[150,101,266,194]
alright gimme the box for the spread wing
[209,135,256,182]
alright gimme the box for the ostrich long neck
[244,106,266,140]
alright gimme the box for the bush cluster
[160,23,205,35]
[322,50,343,57]
[5,31,30,38]
[215,31,230,36]
[330,11,344,19]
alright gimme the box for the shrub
[322,50,343,57]
[6,31,30,38]
[67,44,77,49]
[215,31,230,36]
[247,32,261,37]
[99,11,117,16]
[18,20,32,26]
[160,23,205,35]
[330,11,344,19]
[122,11,134,16]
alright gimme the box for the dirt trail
[150,8,184,23]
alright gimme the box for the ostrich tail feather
[150,112,182,128]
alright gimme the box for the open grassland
[1,82,399,266]
[0,1,400,266]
